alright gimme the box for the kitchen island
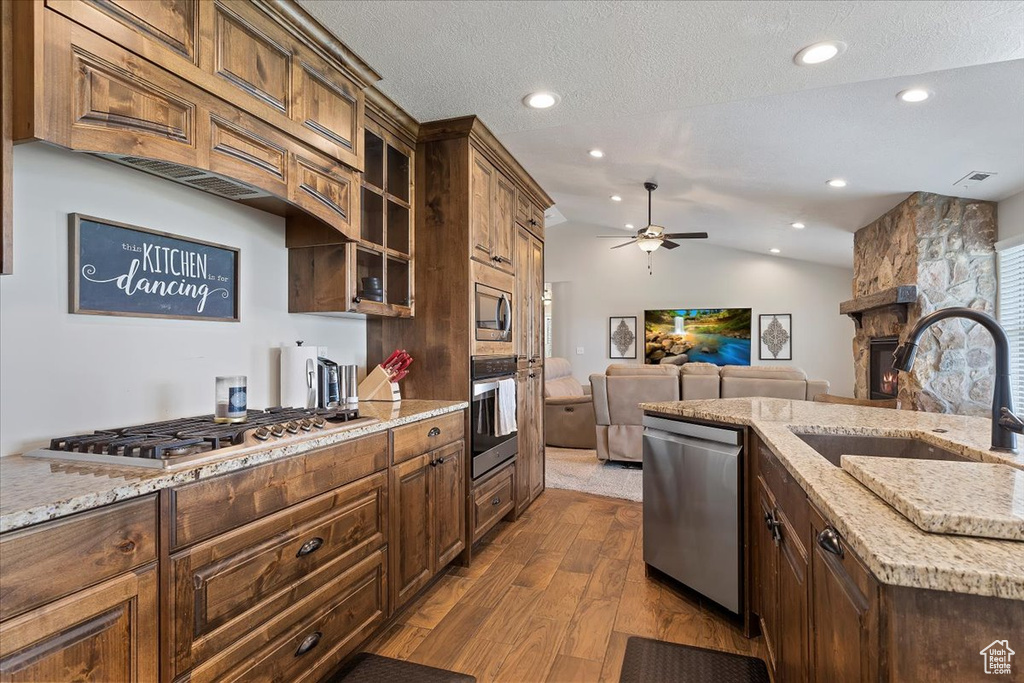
[640,397,1023,683]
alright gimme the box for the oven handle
[472,375,515,398]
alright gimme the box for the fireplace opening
[869,337,900,399]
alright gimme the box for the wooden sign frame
[69,214,240,322]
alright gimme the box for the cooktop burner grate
[47,406,361,460]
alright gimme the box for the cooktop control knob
[253,427,271,441]
[284,421,300,434]
[270,424,286,438]
[312,417,326,429]
[298,419,313,431]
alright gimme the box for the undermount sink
[793,432,972,468]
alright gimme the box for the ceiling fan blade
[596,235,638,239]
[662,240,680,250]
[663,232,709,239]
[610,241,636,250]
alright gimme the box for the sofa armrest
[806,380,830,401]
[583,385,592,396]
[589,374,611,426]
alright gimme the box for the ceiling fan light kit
[596,182,709,274]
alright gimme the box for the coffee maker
[317,357,341,408]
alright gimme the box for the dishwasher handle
[642,415,742,445]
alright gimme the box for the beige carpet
[544,447,643,502]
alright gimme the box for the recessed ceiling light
[769,248,782,254]
[826,178,848,188]
[791,222,806,229]
[589,149,605,158]
[897,88,931,103]
[625,223,635,229]
[523,91,560,109]
[794,41,846,66]
[610,195,622,202]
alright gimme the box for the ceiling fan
[597,182,708,272]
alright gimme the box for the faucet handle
[999,407,1024,434]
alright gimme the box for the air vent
[95,153,271,200]
[953,171,997,190]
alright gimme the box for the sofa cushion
[719,365,807,381]
[607,375,679,425]
[681,362,721,376]
[606,364,681,377]
[546,357,573,380]
[546,376,584,398]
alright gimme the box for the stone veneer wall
[852,192,997,416]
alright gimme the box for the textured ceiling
[301,0,1024,267]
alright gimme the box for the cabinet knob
[296,537,324,558]
[431,455,450,467]
[294,631,322,657]
[817,527,844,558]
[491,497,502,506]
[353,296,362,304]
[428,427,441,437]
[528,372,537,378]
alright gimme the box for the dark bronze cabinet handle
[294,631,322,657]
[528,372,537,378]
[296,537,324,558]
[817,527,844,558]
[491,497,501,506]
[764,511,782,544]
[428,427,441,437]
[353,296,362,304]
[431,455,450,467]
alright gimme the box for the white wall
[0,144,366,456]
[998,190,1024,243]
[546,222,855,396]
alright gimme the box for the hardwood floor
[365,488,767,682]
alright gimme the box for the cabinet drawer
[170,432,387,549]
[167,472,386,676]
[188,549,387,683]
[0,495,157,621]
[472,463,514,543]
[392,411,464,465]
[289,155,358,241]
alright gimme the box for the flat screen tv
[644,308,752,366]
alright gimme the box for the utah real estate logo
[980,640,1015,675]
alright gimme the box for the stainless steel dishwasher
[642,414,743,614]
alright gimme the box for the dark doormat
[323,652,476,683]
[619,636,770,683]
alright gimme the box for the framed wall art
[609,316,638,359]
[69,214,240,322]
[644,308,752,366]
[759,313,792,360]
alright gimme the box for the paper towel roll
[281,343,319,409]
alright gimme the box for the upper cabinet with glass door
[355,113,414,316]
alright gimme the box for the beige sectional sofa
[544,358,597,449]
[590,363,829,463]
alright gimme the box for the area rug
[544,447,643,502]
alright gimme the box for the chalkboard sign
[69,214,240,322]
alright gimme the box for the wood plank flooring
[365,488,767,682]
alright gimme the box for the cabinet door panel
[809,509,879,683]
[208,113,286,193]
[756,479,778,671]
[514,370,532,515]
[778,515,809,683]
[514,227,531,362]
[291,156,357,240]
[529,372,544,500]
[492,173,515,273]
[390,453,433,611]
[432,441,466,568]
[470,149,494,262]
[529,235,544,362]
[50,0,198,60]
[0,566,158,683]
[295,59,361,156]
[72,44,194,145]
[212,2,290,112]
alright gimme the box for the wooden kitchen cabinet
[514,366,545,515]
[390,439,467,612]
[809,504,880,683]
[755,441,809,683]
[0,496,159,683]
[0,564,158,683]
[470,147,515,274]
[287,89,417,317]
[514,225,545,366]
[1,0,11,276]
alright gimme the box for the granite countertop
[0,400,468,534]
[639,397,1024,600]
[841,456,1024,542]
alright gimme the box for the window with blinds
[997,237,1024,407]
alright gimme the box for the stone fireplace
[848,192,997,416]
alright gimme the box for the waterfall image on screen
[644,308,752,366]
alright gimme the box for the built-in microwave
[475,282,512,342]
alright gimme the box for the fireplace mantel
[840,285,918,328]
